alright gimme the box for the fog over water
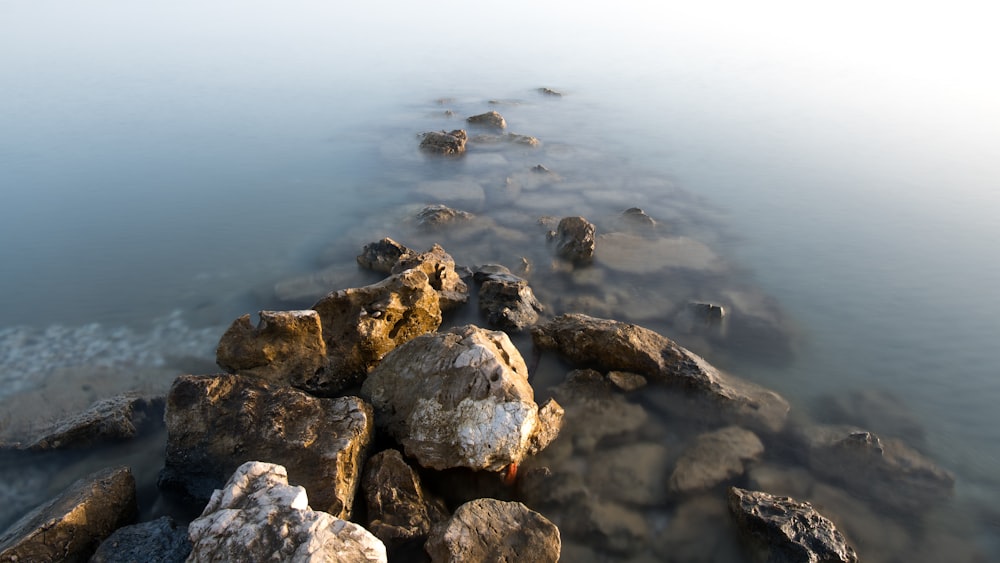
[2,1,999,559]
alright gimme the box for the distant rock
[620,207,656,228]
[728,487,858,563]
[538,87,564,97]
[311,268,442,393]
[473,264,544,331]
[160,374,373,519]
[424,498,560,563]
[187,461,386,562]
[216,310,327,389]
[466,111,507,129]
[554,216,596,265]
[90,516,191,563]
[392,244,469,312]
[17,393,162,451]
[669,426,764,493]
[416,204,475,228]
[0,466,137,563]
[357,237,412,273]
[468,133,540,147]
[419,129,467,155]
[361,449,449,550]
[361,325,561,471]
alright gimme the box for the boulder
[361,325,561,471]
[89,516,191,563]
[361,449,449,549]
[311,268,442,393]
[0,466,137,563]
[187,461,386,562]
[159,374,373,519]
[728,487,858,563]
[357,237,412,274]
[669,426,764,493]
[416,204,475,228]
[466,111,507,129]
[424,498,560,563]
[553,216,596,264]
[419,129,467,155]
[215,310,327,388]
[18,394,162,451]
[473,264,544,331]
[392,244,469,311]
[532,314,789,432]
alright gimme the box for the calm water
[2,1,998,560]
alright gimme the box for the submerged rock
[553,216,596,265]
[187,461,386,563]
[311,268,442,393]
[90,516,191,563]
[595,232,723,274]
[362,449,449,550]
[424,498,560,563]
[586,442,671,505]
[0,466,137,563]
[473,264,544,331]
[728,486,858,563]
[361,325,561,471]
[549,368,649,452]
[392,244,469,312]
[532,314,790,432]
[669,426,764,493]
[419,129,467,155]
[357,237,412,274]
[215,310,327,388]
[466,110,507,129]
[160,374,373,519]
[18,393,162,451]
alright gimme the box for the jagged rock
[416,204,475,228]
[473,264,544,331]
[215,310,327,388]
[669,426,764,493]
[187,461,386,562]
[728,487,859,563]
[549,368,648,452]
[361,449,449,550]
[357,237,412,274]
[159,374,373,519]
[466,111,507,129]
[17,394,162,451]
[424,498,560,563]
[554,216,596,264]
[360,325,561,471]
[392,244,469,311]
[89,516,191,563]
[311,268,442,393]
[587,442,671,505]
[801,425,954,512]
[419,129,467,155]
[532,314,789,432]
[0,466,137,563]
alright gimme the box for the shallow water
[2,1,999,560]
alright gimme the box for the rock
[89,516,191,563]
[669,426,764,493]
[0,466,137,563]
[360,325,561,471]
[549,368,649,452]
[18,394,162,451]
[357,237,412,273]
[311,268,442,393]
[416,204,475,228]
[215,310,327,388]
[813,388,926,446]
[538,87,563,97]
[606,371,647,392]
[392,244,469,312]
[472,264,544,331]
[621,207,656,227]
[532,314,790,432]
[586,442,671,505]
[690,301,726,322]
[419,129,467,155]
[466,111,507,129]
[159,374,373,519]
[553,216,596,264]
[728,487,859,563]
[562,497,648,555]
[187,461,387,562]
[517,465,589,509]
[361,449,449,549]
[595,233,723,274]
[469,133,540,147]
[424,498,560,563]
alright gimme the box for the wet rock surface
[187,461,386,562]
[0,466,137,563]
[361,448,449,550]
[424,498,560,563]
[89,516,191,563]
[553,216,597,264]
[419,129,467,155]
[215,310,327,388]
[159,374,373,518]
[473,263,544,331]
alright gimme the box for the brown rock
[424,498,560,562]
[420,129,467,155]
[362,449,449,549]
[391,244,469,312]
[669,426,764,493]
[466,111,507,129]
[216,310,327,388]
[554,216,596,265]
[357,237,412,274]
[22,394,162,451]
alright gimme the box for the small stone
[466,111,507,129]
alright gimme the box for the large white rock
[187,461,386,563]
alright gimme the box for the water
[2,1,999,560]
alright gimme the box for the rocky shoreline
[0,97,974,562]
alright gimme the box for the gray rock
[187,461,386,562]
[360,325,561,471]
[549,368,649,453]
[554,216,596,265]
[392,244,469,312]
[473,264,544,331]
[424,498,560,563]
[532,314,790,433]
[728,486,858,563]
[159,374,373,519]
[19,394,162,451]
[215,310,327,388]
[311,268,442,393]
[361,449,449,549]
[587,442,671,505]
[538,87,563,97]
[0,466,137,563]
[419,129,467,155]
[416,204,475,229]
[89,516,191,563]
[621,207,657,227]
[357,237,412,274]
[466,111,507,129]
[669,426,764,493]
